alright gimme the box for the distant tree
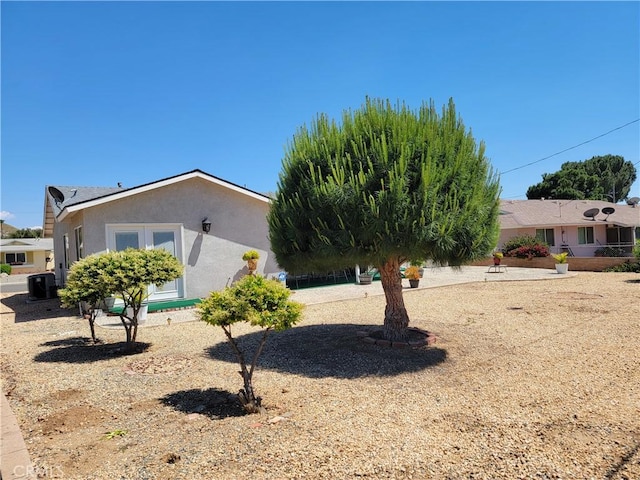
[268,97,501,342]
[526,155,637,202]
[8,228,42,238]
[198,274,303,414]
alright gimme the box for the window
[107,224,183,301]
[578,226,594,245]
[63,234,70,269]
[5,252,26,264]
[536,228,555,246]
[115,232,140,250]
[607,226,633,248]
[74,226,84,260]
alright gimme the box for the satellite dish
[602,206,615,221]
[48,186,65,205]
[627,197,640,207]
[583,208,599,220]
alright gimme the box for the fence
[473,256,635,272]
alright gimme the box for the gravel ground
[1,272,639,479]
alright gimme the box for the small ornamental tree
[268,97,500,341]
[198,275,303,414]
[59,253,112,343]
[101,248,183,350]
[61,248,182,350]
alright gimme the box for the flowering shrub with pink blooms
[507,244,550,259]
[503,234,550,259]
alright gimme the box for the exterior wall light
[202,218,212,234]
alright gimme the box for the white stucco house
[42,169,280,301]
[498,199,640,257]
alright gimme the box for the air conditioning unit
[27,273,57,300]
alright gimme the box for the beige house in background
[498,199,640,257]
[0,238,54,274]
[42,169,280,300]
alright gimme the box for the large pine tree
[526,155,637,202]
[268,98,501,341]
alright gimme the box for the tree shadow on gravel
[40,336,100,347]
[1,293,72,323]
[205,323,446,379]
[33,341,151,363]
[160,388,246,420]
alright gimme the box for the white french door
[107,224,184,301]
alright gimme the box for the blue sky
[2,1,639,229]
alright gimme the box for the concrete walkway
[289,265,576,305]
[1,395,35,480]
[96,265,576,328]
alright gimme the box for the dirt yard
[1,272,639,479]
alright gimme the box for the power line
[500,119,640,175]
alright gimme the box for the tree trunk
[131,319,138,344]
[120,316,133,348]
[88,312,97,343]
[379,258,410,342]
[239,375,264,414]
[222,326,266,414]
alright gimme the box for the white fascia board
[57,171,270,222]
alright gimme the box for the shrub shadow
[1,293,73,323]
[40,336,99,347]
[205,323,446,379]
[33,341,151,363]
[160,388,245,420]
[624,278,640,284]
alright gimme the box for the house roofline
[56,169,270,222]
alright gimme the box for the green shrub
[502,234,550,258]
[595,246,626,257]
[603,261,640,273]
[198,274,303,413]
[59,248,183,349]
[0,264,11,275]
[242,250,260,261]
[634,240,640,260]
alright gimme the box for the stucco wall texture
[55,177,280,298]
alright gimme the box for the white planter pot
[555,263,569,274]
[103,297,116,310]
[126,304,148,324]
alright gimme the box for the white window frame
[578,226,595,245]
[536,228,555,246]
[74,226,84,260]
[106,224,185,301]
[63,234,70,269]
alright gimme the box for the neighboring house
[498,199,640,257]
[0,238,54,274]
[42,169,280,300]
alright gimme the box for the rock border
[357,327,437,348]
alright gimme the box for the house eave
[58,170,269,221]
